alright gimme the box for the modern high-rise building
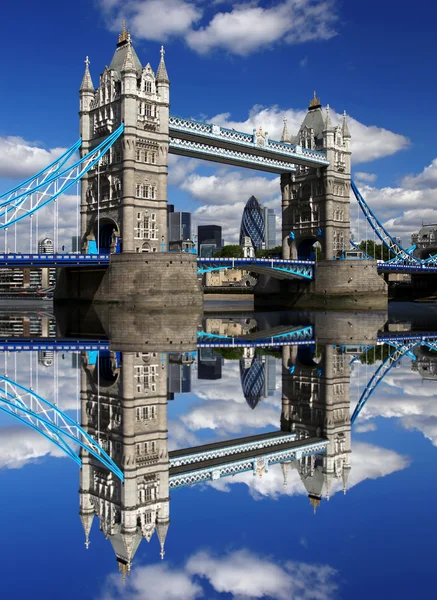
[198,225,222,253]
[168,211,191,242]
[38,237,56,288]
[198,348,223,380]
[168,361,191,394]
[262,208,277,249]
[240,196,265,250]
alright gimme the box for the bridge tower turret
[281,94,351,260]
[79,23,170,254]
[281,343,352,505]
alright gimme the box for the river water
[0,302,435,599]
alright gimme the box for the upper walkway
[169,115,329,173]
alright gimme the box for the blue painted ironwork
[0,125,124,230]
[169,136,297,173]
[0,253,110,267]
[351,181,420,265]
[0,374,124,480]
[351,341,420,424]
[169,115,330,169]
[197,325,314,348]
[0,139,82,205]
[0,339,109,352]
[169,439,328,489]
[197,257,314,279]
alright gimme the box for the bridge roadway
[0,331,436,352]
[168,432,328,489]
[2,253,437,279]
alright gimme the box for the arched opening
[298,239,318,260]
[94,219,120,254]
[297,346,321,367]
[94,350,119,388]
[141,242,151,253]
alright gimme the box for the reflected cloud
[209,442,409,501]
[101,549,339,600]
[0,427,66,469]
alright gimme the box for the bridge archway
[297,238,318,260]
[94,219,120,254]
[94,350,119,388]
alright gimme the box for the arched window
[145,80,152,93]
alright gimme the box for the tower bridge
[1,327,435,574]
[1,24,436,307]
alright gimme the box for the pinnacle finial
[281,115,289,143]
[156,45,170,83]
[342,109,351,138]
[309,90,321,109]
[118,20,130,44]
[85,537,90,550]
[80,55,94,92]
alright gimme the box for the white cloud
[402,158,437,190]
[101,0,339,57]
[0,136,67,180]
[354,421,377,433]
[182,171,278,205]
[0,427,66,469]
[209,105,409,164]
[101,549,339,600]
[186,549,339,599]
[208,441,409,500]
[355,172,377,183]
[101,562,202,600]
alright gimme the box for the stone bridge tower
[281,343,351,507]
[67,25,202,308]
[79,24,170,254]
[281,94,351,260]
[79,349,170,577]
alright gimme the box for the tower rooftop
[109,24,143,79]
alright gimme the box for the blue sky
[1,0,436,248]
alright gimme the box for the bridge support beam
[55,253,203,311]
[254,260,387,310]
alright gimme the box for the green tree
[214,348,244,360]
[255,245,283,258]
[358,240,392,261]
[214,245,244,258]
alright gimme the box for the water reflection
[1,306,437,597]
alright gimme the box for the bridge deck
[170,436,325,476]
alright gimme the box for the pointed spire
[342,464,351,494]
[309,494,321,515]
[80,511,94,549]
[122,43,136,73]
[118,561,131,585]
[280,116,289,143]
[156,46,169,83]
[80,56,94,92]
[342,110,351,138]
[280,461,290,488]
[156,520,170,560]
[324,104,332,129]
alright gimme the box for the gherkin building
[240,196,265,250]
[240,354,265,410]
